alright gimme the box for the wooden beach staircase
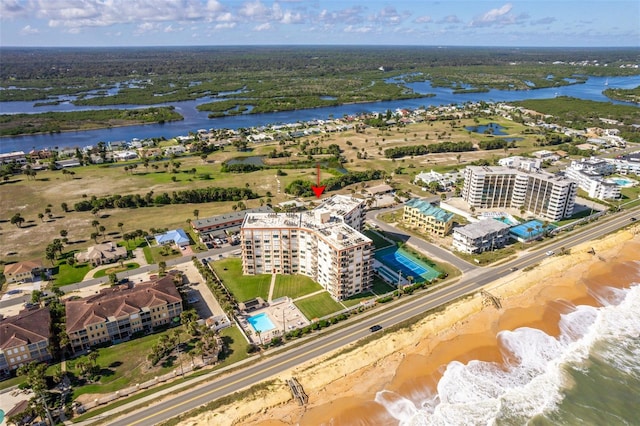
[481,290,502,309]
[287,377,308,405]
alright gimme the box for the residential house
[3,260,44,284]
[155,229,190,247]
[75,243,127,267]
[402,199,454,237]
[65,275,183,352]
[452,220,512,254]
[0,308,52,374]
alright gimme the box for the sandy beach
[178,225,639,426]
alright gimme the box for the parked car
[187,298,199,304]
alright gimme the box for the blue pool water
[375,247,440,283]
[247,313,276,332]
[509,220,555,239]
[609,177,634,187]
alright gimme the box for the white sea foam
[374,284,640,425]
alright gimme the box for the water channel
[0,75,638,153]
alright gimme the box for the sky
[1,0,639,48]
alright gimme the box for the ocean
[372,261,640,426]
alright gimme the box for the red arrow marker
[311,163,325,198]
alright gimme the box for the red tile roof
[4,259,43,276]
[0,307,51,350]
[65,275,182,334]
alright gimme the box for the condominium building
[564,167,620,200]
[0,308,52,374]
[452,219,512,254]
[402,198,454,237]
[65,275,183,352]
[240,195,372,300]
[461,166,577,222]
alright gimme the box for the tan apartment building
[240,195,373,300]
[403,198,454,237]
[0,308,52,374]
[65,276,183,352]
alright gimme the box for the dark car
[369,325,383,332]
[631,217,637,222]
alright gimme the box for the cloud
[20,24,40,35]
[215,22,236,29]
[239,0,270,19]
[318,6,367,25]
[254,22,271,31]
[1,0,29,18]
[344,25,374,34]
[164,24,181,33]
[470,3,517,27]
[414,15,432,24]
[438,15,461,24]
[9,0,231,30]
[367,6,409,25]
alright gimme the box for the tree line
[384,141,475,158]
[284,170,386,196]
[73,187,259,211]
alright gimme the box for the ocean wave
[374,283,640,425]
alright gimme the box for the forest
[2,46,638,105]
[0,107,182,136]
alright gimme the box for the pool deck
[238,297,310,345]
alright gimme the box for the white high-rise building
[461,166,577,221]
[240,195,373,301]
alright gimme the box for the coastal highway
[105,207,639,426]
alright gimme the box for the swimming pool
[375,247,440,283]
[509,220,555,240]
[607,177,636,187]
[247,313,276,332]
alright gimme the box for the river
[0,75,638,154]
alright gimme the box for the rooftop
[192,206,274,230]
[404,199,454,222]
[0,307,51,349]
[314,194,364,219]
[65,275,182,333]
[242,211,371,250]
[454,219,511,239]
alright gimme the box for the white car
[545,250,555,256]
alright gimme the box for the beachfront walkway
[267,273,277,302]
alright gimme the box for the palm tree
[193,209,199,220]
[91,220,100,232]
[117,222,124,233]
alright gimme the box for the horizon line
[2,44,640,50]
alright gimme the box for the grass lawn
[272,274,323,300]
[217,326,250,366]
[143,245,183,265]
[295,292,344,320]
[118,237,148,251]
[69,327,192,400]
[211,258,271,302]
[342,291,375,307]
[53,260,92,286]
[93,263,140,278]
[363,229,394,250]
[370,276,396,295]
